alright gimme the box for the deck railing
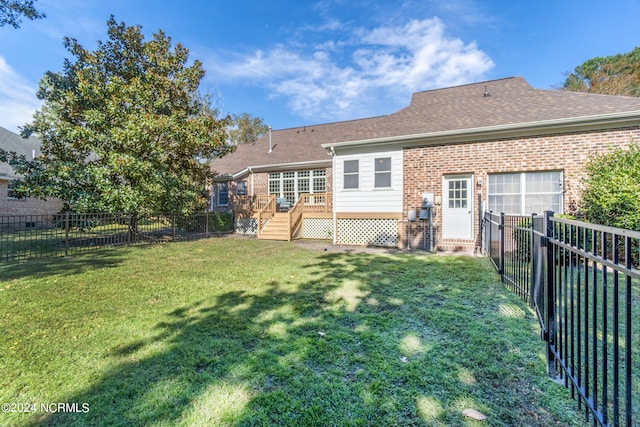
[256,195,276,238]
[232,195,273,213]
[300,192,332,212]
[233,193,332,214]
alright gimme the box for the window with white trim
[488,171,562,215]
[343,160,359,189]
[313,170,326,192]
[374,157,391,188]
[217,182,229,206]
[236,181,247,196]
[268,170,326,201]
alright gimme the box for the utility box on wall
[421,192,434,208]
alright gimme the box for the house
[211,77,640,251]
[0,127,62,216]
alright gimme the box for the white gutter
[248,166,254,196]
[213,159,333,181]
[321,110,640,150]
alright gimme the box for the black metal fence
[482,211,640,426]
[0,211,233,262]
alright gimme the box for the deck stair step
[258,212,291,241]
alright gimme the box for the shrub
[580,141,640,231]
[174,212,233,233]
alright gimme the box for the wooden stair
[258,212,291,241]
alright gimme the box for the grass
[0,237,586,426]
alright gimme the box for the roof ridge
[272,114,388,132]
[412,76,526,95]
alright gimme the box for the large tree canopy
[563,46,640,97]
[228,113,269,145]
[0,0,44,28]
[1,16,231,214]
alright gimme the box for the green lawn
[0,237,584,426]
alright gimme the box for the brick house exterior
[0,127,63,216]
[401,126,640,252]
[211,76,640,250]
[210,117,379,208]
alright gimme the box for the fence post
[64,211,70,257]
[487,211,492,257]
[205,210,209,236]
[530,213,537,308]
[544,210,556,378]
[499,212,505,279]
[172,212,176,239]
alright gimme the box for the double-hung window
[217,182,229,206]
[488,171,562,214]
[236,181,247,196]
[343,160,359,189]
[7,181,22,200]
[374,157,391,188]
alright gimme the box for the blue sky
[1,0,639,133]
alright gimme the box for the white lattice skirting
[337,218,398,247]
[235,217,257,235]
[303,218,333,240]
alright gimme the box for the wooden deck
[232,193,332,241]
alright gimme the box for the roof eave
[213,159,332,181]
[321,111,640,150]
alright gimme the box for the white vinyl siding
[488,171,562,215]
[334,148,403,213]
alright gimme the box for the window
[7,181,22,200]
[217,182,229,206]
[268,170,326,200]
[374,157,391,188]
[236,181,247,196]
[298,171,310,194]
[343,160,359,189]
[268,173,280,195]
[488,171,562,214]
[313,170,326,192]
[448,179,468,208]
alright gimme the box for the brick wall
[403,126,640,252]
[0,180,63,216]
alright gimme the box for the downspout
[327,146,337,246]
[248,167,254,196]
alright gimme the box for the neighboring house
[0,127,62,217]
[211,77,640,251]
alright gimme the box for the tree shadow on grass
[0,248,131,281]
[31,251,577,426]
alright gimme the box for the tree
[228,113,269,145]
[1,16,231,215]
[580,142,640,231]
[0,0,44,28]
[563,46,640,97]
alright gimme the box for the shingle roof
[341,77,640,141]
[211,76,640,176]
[210,115,385,176]
[0,127,41,180]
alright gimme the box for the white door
[442,175,474,240]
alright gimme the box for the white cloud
[208,17,493,122]
[0,56,41,133]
